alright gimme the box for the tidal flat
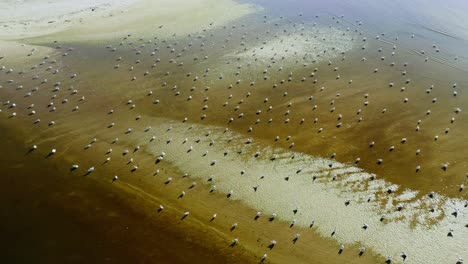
[0,0,467,263]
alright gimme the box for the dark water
[0,129,253,264]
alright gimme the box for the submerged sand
[123,118,467,264]
[230,27,354,63]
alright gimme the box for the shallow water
[1,0,467,263]
[0,127,257,264]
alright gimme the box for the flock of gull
[0,11,467,264]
